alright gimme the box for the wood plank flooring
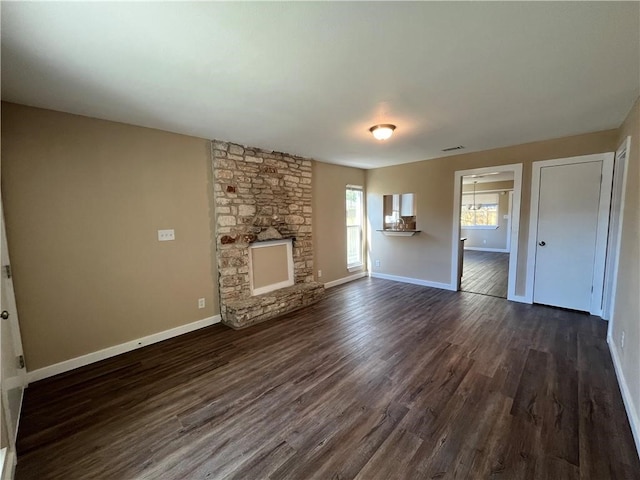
[15,278,640,479]
[461,250,509,298]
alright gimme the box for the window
[460,192,499,228]
[346,185,364,270]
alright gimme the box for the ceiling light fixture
[369,124,396,141]
[468,181,483,211]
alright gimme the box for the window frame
[346,185,365,271]
[460,191,500,229]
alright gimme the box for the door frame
[506,191,514,253]
[603,137,631,321]
[525,152,614,315]
[451,163,523,300]
[0,200,27,480]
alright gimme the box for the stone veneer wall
[212,140,324,328]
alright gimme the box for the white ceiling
[2,2,639,169]
[462,172,514,185]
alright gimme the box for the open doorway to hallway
[459,172,513,298]
[451,164,522,302]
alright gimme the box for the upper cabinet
[399,193,415,216]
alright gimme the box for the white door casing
[526,153,614,315]
[603,137,631,321]
[506,191,513,253]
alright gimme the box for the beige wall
[461,180,514,250]
[367,129,618,293]
[461,180,514,193]
[611,96,640,437]
[313,161,366,284]
[1,103,217,370]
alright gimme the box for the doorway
[526,153,614,315]
[459,172,514,298]
[451,164,523,301]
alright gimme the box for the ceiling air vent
[442,145,465,152]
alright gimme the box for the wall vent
[442,145,465,152]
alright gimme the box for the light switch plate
[158,229,175,241]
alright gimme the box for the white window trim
[461,192,500,228]
[346,185,364,271]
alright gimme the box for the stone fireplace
[212,140,325,329]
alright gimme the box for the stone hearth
[212,140,325,328]
[224,283,325,329]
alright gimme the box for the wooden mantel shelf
[377,230,421,237]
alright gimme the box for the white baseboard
[1,449,15,480]
[27,315,221,383]
[370,272,456,291]
[464,247,510,253]
[324,271,367,289]
[608,335,640,459]
[0,448,5,480]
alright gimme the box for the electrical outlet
[621,331,625,350]
[198,298,205,309]
[158,229,175,241]
[375,259,380,267]
[483,239,487,245]
[318,270,322,278]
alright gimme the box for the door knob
[1,310,9,320]
[538,241,546,247]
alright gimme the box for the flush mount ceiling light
[369,124,396,141]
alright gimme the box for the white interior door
[0,205,27,478]
[533,161,604,311]
[0,310,5,479]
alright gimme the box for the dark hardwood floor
[16,278,640,479]
[461,250,510,298]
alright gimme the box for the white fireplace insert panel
[248,238,295,296]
